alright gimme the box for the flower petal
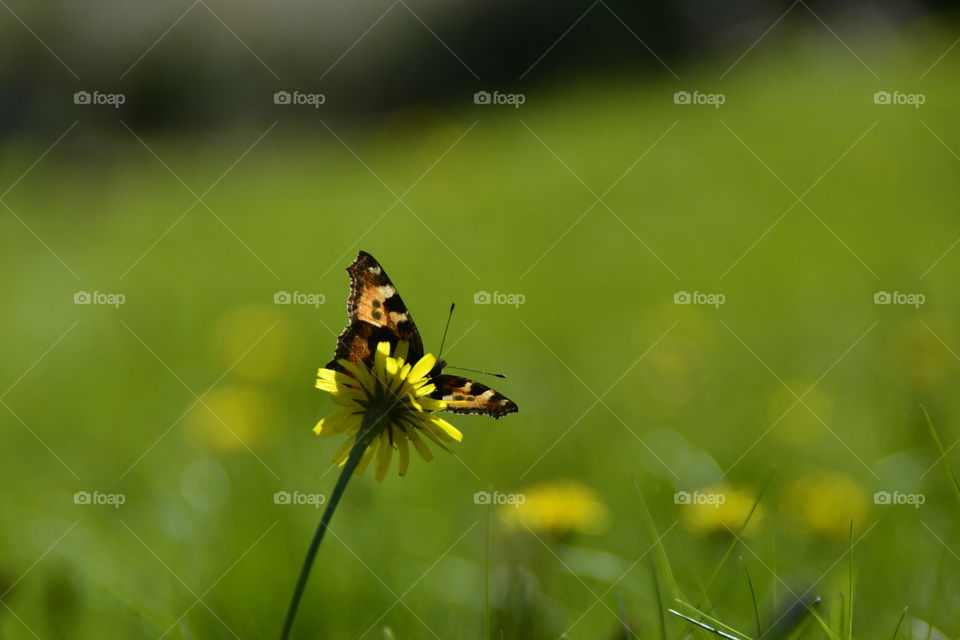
[385,354,400,377]
[409,353,436,383]
[418,397,447,412]
[354,441,377,476]
[396,432,410,476]
[374,341,391,381]
[404,425,434,462]
[414,383,436,397]
[331,393,362,407]
[417,420,453,452]
[314,378,341,394]
[313,408,359,437]
[374,431,393,482]
[430,416,463,442]
[332,435,356,466]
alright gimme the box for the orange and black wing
[431,374,518,419]
[327,251,424,370]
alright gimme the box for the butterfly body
[329,251,518,419]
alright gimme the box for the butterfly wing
[328,251,424,370]
[431,374,519,419]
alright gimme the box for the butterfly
[327,251,519,419]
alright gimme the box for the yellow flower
[780,471,868,540]
[500,480,609,538]
[678,484,764,537]
[313,341,462,482]
[212,305,296,383]
[189,385,277,452]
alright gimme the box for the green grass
[2,25,960,639]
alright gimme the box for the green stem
[279,413,382,640]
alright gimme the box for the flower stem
[279,413,382,640]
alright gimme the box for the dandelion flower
[780,470,868,540]
[313,340,462,481]
[678,483,764,537]
[501,480,609,538]
[189,385,276,451]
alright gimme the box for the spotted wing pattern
[327,251,424,370]
[430,374,518,419]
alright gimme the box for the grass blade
[806,600,842,640]
[890,607,907,640]
[651,556,667,640]
[633,476,680,599]
[740,556,761,639]
[674,599,754,640]
[697,469,775,612]
[781,615,812,640]
[668,608,750,640]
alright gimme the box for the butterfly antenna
[445,365,507,379]
[437,304,506,378]
[437,302,455,361]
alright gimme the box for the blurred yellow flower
[212,306,295,383]
[678,483,764,537]
[780,470,869,540]
[314,341,462,482]
[500,480,609,538]
[188,385,276,451]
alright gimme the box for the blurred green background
[2,2,960,639]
